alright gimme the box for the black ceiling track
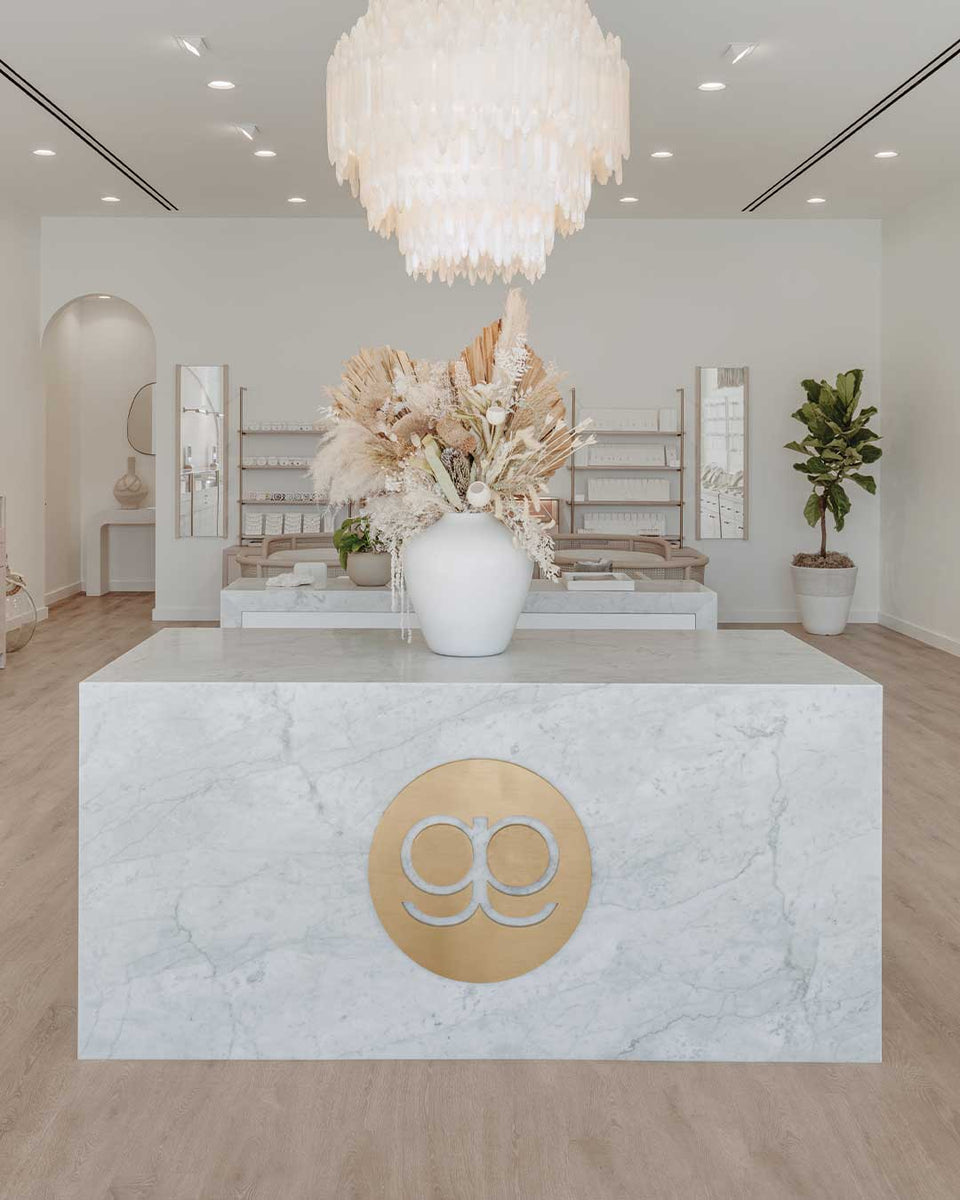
[0,56,178,212]
[742,34,960,212]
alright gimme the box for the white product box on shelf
[658,408,680,432]
[587,478,672,502]
[582,512,668,536]
[263,514,284,535]
[587,444,665,467]
[302,514,322,534]
[242,512,264,537]
[586,407,660,432]
[283,513,304,534]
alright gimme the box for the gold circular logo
[369,759,591,983]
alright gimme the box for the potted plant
[785,369,881,634]
[334,516,391,587]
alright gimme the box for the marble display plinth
[79,629,881,1062]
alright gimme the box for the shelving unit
[237,386,329,545]
[568,387,686,543]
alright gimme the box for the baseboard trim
[878,611,960,658]
[151,606,219,623]
[722,608,879,625]
[107,579,155,593]
[44,581,82,606]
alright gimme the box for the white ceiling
[1,0,959,220]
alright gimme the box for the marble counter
[79,629,881,1061]
[220,577,718,630]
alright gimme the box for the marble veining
[79,631,881,1062]
[219,578,719,629]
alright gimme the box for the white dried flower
[486,406,507,426]
[466,481,492,508]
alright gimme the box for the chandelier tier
[327,0,630,285]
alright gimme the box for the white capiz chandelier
[327,0,630,285]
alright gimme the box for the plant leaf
[803,491,822,527]
[859,443,883,463]
[849,473,877,494]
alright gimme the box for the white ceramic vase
[403,512,533,657]
[792,564,858,635]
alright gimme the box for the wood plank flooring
[1,594,958,1199]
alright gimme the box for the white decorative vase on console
[403,512,533,657]
[113,456,148,509]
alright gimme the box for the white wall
[41,217,882,621]
[881,181,960,655]
[43,296,156,600]
[0,214,45,618]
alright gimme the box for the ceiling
[1,0,959,220]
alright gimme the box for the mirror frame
[175,364,229,539]
[695,366,749,541]
[126,381,156,456]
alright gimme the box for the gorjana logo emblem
[369,759,591,982]
[400,815,559,927]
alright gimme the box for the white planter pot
[791,565,858,635]
[346,552,391,587]
[403,512,533,656]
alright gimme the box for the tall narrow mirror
[176,365,228,538]
[696,366,748,540]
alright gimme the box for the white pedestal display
[220,578,719,631]
[79,629,881,1062]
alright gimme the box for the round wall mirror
[127,382,155,456]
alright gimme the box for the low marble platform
[220,577,718,630]
[79,629,881,1062]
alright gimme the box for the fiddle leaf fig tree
[785,369,881,560]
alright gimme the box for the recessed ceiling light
[101,195,121,203]
[175,36,207,57]
[724,43,757,64]
[96,295,111,300]
[287,196,307,203]
[874,150,899,159]
[32,148,56,156]
[807,196,827,204]
[698,81,726,91]
[619,195,640,203]
[650,150,673,159]
[253,149,277,158]
[236,123,259,141]
[207,80,235,90]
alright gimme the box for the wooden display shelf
[569,386,687,541]
[239,499,323,506]
[240,465,311,471]
[241,429,321,436]
[576,500,681,507]
[589,429,682,437]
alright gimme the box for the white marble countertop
[85,628,877,687]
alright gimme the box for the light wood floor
[1,594,959,1199]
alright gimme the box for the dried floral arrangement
[312,290,594,589]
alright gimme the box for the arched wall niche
[42,294,157,601]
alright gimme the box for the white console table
[84,507,155,597]
[220,578,719,631]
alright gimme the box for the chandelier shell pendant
[326,0,630,285]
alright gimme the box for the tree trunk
[819,494,828,558]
